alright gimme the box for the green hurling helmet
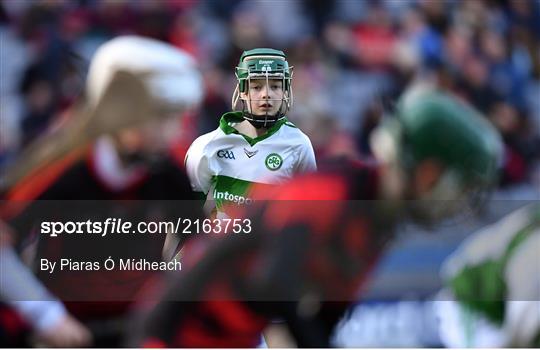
[371,89,502,220]
[232,48,293,127]
[399,90,501,188]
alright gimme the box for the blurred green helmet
[371,89,503,219]
[232,48,293,127]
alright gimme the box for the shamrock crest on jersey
[265,153,283,171]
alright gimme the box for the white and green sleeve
[504,231,540,347]
[294,134,317,173]
[437,204,540,347]
[185,131,217,198]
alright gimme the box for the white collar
[91,137,146,191]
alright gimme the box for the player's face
[241,79,284,116]
[403,160,471,225]
[115,118,180,162]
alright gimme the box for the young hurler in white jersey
[185,48,316,216]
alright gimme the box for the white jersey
[436,204,540,347]
[185,112,316,210]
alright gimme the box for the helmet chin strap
[240,99,286,128]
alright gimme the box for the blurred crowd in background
[1,0,539,190]
[1,1,539,347]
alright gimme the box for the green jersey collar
[219,111,288,146]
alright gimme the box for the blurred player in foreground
[0,35,202,347]
[185,48,316,218]
[0,222,91,347]
[437,203,540,347]
[137,88,502,347]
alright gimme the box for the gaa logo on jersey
[217,149,235,160]
[265,153,283,171]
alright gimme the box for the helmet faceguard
[232,48,293,128]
